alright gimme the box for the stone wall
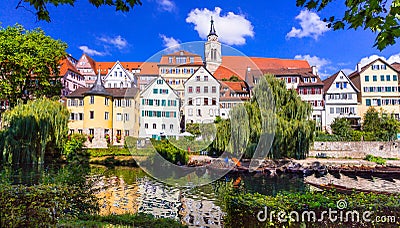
[310,141,400,159]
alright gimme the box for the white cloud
[342,68,354,75]
[358,53,400,68]
[286,10,330,40]
[160,34,181,51]
[79,46,106,56]
[98,35,128,50]
[294,54,330,69]
[186,7,254,45]
[156,0,176,12]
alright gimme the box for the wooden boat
[305,180,398,195]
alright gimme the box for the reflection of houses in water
[93,176,140,216]
[136,178,182,220]
[180,196,223,227]
[92,174,224,227]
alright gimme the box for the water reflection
[90,165,307,227]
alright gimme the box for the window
[105,112,109,120]
[116,113,122,121]
[161,124,166,130]
[79,113,84,120]
[157,79,163,84]
[145,123,148,129]
[153,123,156,129]
[125,130,129,136]
[372,65,379,70]
[204,86,208,93]
[162,100,166,106]
[188,108,193,116]
[89,129,94,135]
[204,76,208,81]
[381,65,387,70]
[79,99,84,106]
[393,75,398,81]
[330,108,334,114]
[196,98,201,105]
[190,57,194,63]
[373,75,377,81]
[381,75,385,81]
[168,57,173,63]
[212,86,216,93]
[196,76,200,81]
[124,113,129,121]
[365,75,369,82]
[204,98,209,105]
[188,98,193,105]
[196,86,200,93]
[386,75,391,81]
[366,99,372,106]
[90,111,94,119]
[212,98,217,105]
[188,86,193,93]
[105,98,109,106]
[197,109,201,116]
[90,96,94,104]
[153,88,158,94]
[336,82,340,88]
[78,129,83,134]
[304,78,309,83]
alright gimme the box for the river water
[8,164,399,227]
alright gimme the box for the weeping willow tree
[211,74,315,159]
[0,97,69,165]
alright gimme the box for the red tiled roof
[220,56,310,80]
[59,58,80,76]
[214,65,240,80]
[97,62,143,72]
[140,62,159,75]
[391,62,400,72]
[221,81,248,93]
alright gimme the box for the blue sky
[1,0,400,78]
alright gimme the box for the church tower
[204,17,222,74]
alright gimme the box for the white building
[60,56,86,96]
[184,66,220,125]
[103,61,137,88]
[139,76,181,139]
[323,70,360,131]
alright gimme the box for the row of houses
[58,19,400,147]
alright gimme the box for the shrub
[365,154,386,165]
[151,139,189,165]
[63,133,88,163]
[87,147,131,157]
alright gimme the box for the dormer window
[311,78,316,83]
[372,65,380,70]
[304,78,309,83]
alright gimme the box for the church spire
[208,16,217,37]
[84,65,110,96]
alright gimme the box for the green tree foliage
[0,24,67,107]
[16,0,142,22]
[0,97,69,165]
[362,107,400,141]
[63,133,88,163]
[186,123,201,136]
[211,75,315,159]
[297,0,400,50]
[331,117,353,139]
[151,139,189,165]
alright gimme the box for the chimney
[311,66,318,76]
[357,63,361,72]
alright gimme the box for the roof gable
[184,66,220,85]
[323,70,359,93]
[103,61,134,82]
[140,76,179,98]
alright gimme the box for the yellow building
[349,58,400,120]
[66,73,139,148]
